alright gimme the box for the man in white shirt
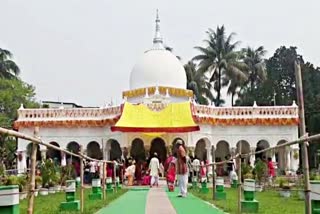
[149,153,160,187]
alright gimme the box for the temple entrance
[106,139,122,161]
[47,142,61,163]
[195,139,207,161]
[87,141,103,160]
[150,138,167,163]
[130,138,146,161]
[255,140,270,162]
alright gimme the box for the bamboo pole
[102,162,106,200]
[27,127,39,214]
[294,61,311,214]
[212,146,216,200]
[237,142,242,214]
[80,145,84,213]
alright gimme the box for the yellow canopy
[111,102,199,133]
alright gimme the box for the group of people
[123,140,190,197]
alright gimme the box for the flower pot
[39,188,49,196]
[280,190,291,198]
[255,185,263,192]
[19,192,27,200]
[298,191,305,200]
[54,185,61,192]
[49,187,55,194]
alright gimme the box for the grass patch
[191,188,304,214]
[20,188,127,214]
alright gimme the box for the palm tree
[241,46,267,92]
[193,26,246,106]
[185,61,214,105]
[0,48,20,79]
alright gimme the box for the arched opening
[46,142,61,164]
[236,140,251,164]
[215,141,230,176]
[87,141,103,160]
[106,139,122,161]
[130,138,145,161]
[276,140,289,173]
[172,138,185,156]
[26,143,41,168]
[255,140,270,162]
[150,138,167,164]
[195,138,209,161]
[66,141,80,162]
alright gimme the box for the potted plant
[254,159,267,192]
[278,177,291,197]
[17,175,28,200]
[34,175,42,197]
[40,159,55,195]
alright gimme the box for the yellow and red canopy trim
[111,102,199,133]
[122,86,193,99]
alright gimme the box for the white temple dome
[130,49,186,90]
[129,10,187,90]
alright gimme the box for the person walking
[176,140,188,197]
[149,153,160,187]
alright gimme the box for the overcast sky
[1,1,319,107]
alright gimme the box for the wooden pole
[80,145,84,213]
[27,127,39,214]
[294,61,311,214]
[237,142,242,214]
[212,146,216,200]
[102,162,106,200]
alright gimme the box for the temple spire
[152,9,165,50]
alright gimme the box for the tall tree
[185,61,214,105]
[0,48,20,79]
[193,25,246,106]
[241,46,267,92]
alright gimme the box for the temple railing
[193,103,299,119]
[17,106,122,121]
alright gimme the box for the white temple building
[15,12,300,176]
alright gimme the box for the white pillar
[291,148,299,172]
[250,147,256,167]
[287,148,291,171]
[17,151,27,174]
[40,149,47,161]
[61,151,66,166]
[206,146,212,175]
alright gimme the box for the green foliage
[185,61,214,105]
[19,189,127,214]
[192,188,304,214]
[193,25,247,106]
[0,48,20,79]
[254,159,267,184]
[40,159,60,187]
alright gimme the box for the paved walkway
[97,187,224,214]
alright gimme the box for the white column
[206,146,212,175]
[250,147,256,167]
[40,149,47,161]
[231,147,237,171]
[291,148,299,172]
[61,151,66,166]
[287,148,291,171]
[17,151,27,174]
